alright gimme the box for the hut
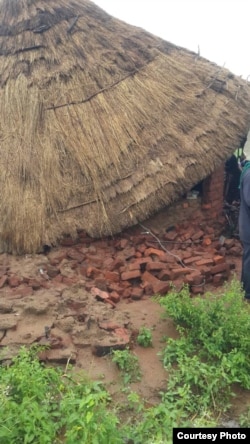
[0,0,250,254]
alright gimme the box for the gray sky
[93,0,250,79]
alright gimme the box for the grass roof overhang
[1,0,250,254]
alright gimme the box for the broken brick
[171,268,191,279]
[109,291,120,303]
[195,258,214,267]
[210,263,229,275]
[213,255,225,265]
[146,261,166,272]
[157,269,173,281]
[104,271,120,282]
[131,287,144,300]
[121,270,141,281]
[183,256,202,265]
[191,230,204,241]
[91,287,109,301]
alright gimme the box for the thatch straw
[1,0,250,253]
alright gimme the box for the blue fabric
[241,241,250,299]
[239,169,250,243]
[239,160,250,187]
[239,167,250,299]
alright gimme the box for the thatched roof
[1,0,250,254]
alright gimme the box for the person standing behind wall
[239,160,250,302]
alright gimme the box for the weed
[0,346,122,444]
[239,406,250,427]
[137,326,153,347]
[111,348,141,384]
[159,279,250,415]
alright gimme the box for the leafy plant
[137,326,153,347]
[111,348,141,384]
[158,279,250,415]
[239,405,250,427]
[0,346,122,444]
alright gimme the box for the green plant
[158,279,250,416]
[137,326,153,347]
[111,348,141,384]
[239,405,250,427]
[0,346,122,444]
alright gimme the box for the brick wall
[202,163,225,219]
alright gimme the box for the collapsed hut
[0,0,250,254]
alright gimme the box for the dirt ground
[0,212,249,425]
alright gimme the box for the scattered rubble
[0,219,242,365]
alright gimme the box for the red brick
[121,270,141,281]
[121,247,136,260]
[144,247,166,259]
[191,230,204,241]
[67,249,85,263]
[181,230,195,241]
[198,265,211,278]
[202,238,212,247]
[111,258,125,270]
[108,283,124,295]
[91,287,109,301]
[142,282,154,295]
[86,255,104,267]
[102,257,115,270]
[94,277,107,291]
[146,262,166,272]
[131,287,144,300]
[122,287,132,298]
[171,268,191,279]
[127,262,141,271]
[141,271,159,284]
[164,231,178,241]
[120,280,131,289]
[185,271,203,286]
[210,263,229,275]
[104,271,120,282]
[86,266,102,278]
[181,251,193,260]
[183,256,202,265]
[206,226,215,235]
[195,258,214,267]
[152,280,170,295]
[109,291,120,303]
[157,269,173,281]
[114,327,131,344]
[213,255,225,265]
